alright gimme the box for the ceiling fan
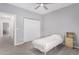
[35,3,49,10]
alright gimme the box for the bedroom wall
[0,3,42,44]
[42,3,79,47]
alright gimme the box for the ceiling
[9,3,73,15]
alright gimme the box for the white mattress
[32,34,63,53]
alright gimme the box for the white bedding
[32,34,64,53]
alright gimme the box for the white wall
[0,3,42,45]
[42,4,79,47]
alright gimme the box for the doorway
[3,22,9,37]
[0,12,16,48]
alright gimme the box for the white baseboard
[15,39,34,46]
[14,42,24,46]
[74,46,79,48]
[75,47,79,48]
[24,39,34,43]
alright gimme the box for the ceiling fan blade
[35,5,40,9]
[43,5,48,10]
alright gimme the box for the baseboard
[74,46,79,48]
[24,39,34,43]
[14,42,24,46]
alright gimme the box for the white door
[24,18,40,42]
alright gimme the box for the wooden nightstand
[65,37,74,48]
[65,32,75,48]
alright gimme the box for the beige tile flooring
[0,36,79,55]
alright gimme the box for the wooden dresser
[65,32,75,48]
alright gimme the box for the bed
[32,34,64,54]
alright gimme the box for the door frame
[0,12,16,46]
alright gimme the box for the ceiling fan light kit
[40,3,44,6]
[35,3,48,10]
